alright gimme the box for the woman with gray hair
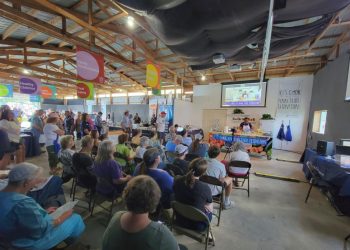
[135,136,150,159]
[94,140,132,198]
[228,141,250,163]
[0,163,85,250]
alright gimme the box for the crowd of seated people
[0,107,254,249]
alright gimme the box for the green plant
[261,114,273,120]
[233,108,244,114]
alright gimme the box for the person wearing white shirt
[156,111,167,144]
[206,145,234,209]
[0,110,24,163]
[121,111,132,134]
[135,136,150,159]
[228,141,251,185]
[43,117,64,172]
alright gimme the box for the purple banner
[19,76,41,95]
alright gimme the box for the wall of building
[308,54,350,148]
[190,75,314,152]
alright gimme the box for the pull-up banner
[77,46,105,84]
[19,76,41,95]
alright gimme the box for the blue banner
[212,133,270,146]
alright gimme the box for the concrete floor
[26,149,350,250]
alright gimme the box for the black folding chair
[200,175,226,226]
[185,153,200,162]
[165,163,185,177]
[227,160,251,197]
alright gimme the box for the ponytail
[140,162,147,175]
[185,158,208,188]
[192,139,200,152]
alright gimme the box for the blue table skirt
[303,148,350,197]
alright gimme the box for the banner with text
[77,47,104,84]
[146,62,161,95]
[0,84,13,97]
[77,81,94,100]
[276,81,303,117]
[41,84,57,99]
[19,76,41,95]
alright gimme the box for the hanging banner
[146,62,161,95]
[0,84,13,97]
[76,46,105,84]
[276,80,303,117]
[30,95,41,103]
[41,84,57,99]
[19,76,41,95]
[77,81,94,100]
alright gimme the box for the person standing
[63,111,75,136]
[156,111,167,145]
[75,112,82,140]
[30,109,45,156]
[133,113,141,124]
[95,112,103,136]
[81,113,92,137]
[121,111,131,134]
[239,117,253,133]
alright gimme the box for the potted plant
[261,113,273,120]
[233,108,244,114]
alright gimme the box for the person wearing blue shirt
[0,163,85,250]
[181,129,193,146]
[137,148,174,209]
[165,135,183,152]
[188,133,209,158]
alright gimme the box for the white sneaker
[224,200,235,209]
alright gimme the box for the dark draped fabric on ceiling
[116,0,350,70]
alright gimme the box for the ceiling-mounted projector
[213,53,225,64]
[229,64,242,72]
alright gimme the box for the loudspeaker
[317,141,335,156]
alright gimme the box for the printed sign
[77,81,94,100]
[77,47,104,84]
[0,84,13,97]
[146,62,161,95]
[30,95,41,103]
[19,76,41,95]
[277,81,303,117]
[41,84,57,99]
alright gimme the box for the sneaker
[224,200,235,209]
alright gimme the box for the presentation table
[209,132,273,160]
[303,148,350,215]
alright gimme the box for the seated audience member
[58,135,75,183]
[228,141,251,163]
[172,144,189,175]
[149,131,161,148]
[94,140,132,197]
[188,133,209,157]
[0,163,85,249]
[131,129,142,146]
[137,148,174,209]
[44,117,65,172]
[206,145,234,209]
[115,133,134,168]
[102,175,178,250]
[135,136,150,159]
[165,135,183,153]
[0,109,25,163]
[90,129,100,158]
[173,158,213,231]
[72,135,97,191]
[165,126,176,143]
[0,129,15,169]
[181,129,193,146]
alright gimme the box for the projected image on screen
[221,81,267,107]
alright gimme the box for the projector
[229,64,242,72]
[213,54,225,64]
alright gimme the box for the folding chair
[165,163,185,177]
[200,175,225,226]
[165,151,177,163]
[90,177,121,219]
[171,201,214,250]
[227,160,251,197]
[304,161,332,203]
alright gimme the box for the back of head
[123,175,161,214]
[142,148,160,169]
[118,133,128,144]
[46,117,57,124]
[185,158,208,188]
[208,145,221,159]
[8,162,41,185]
[82,113,88,122]
[233,141,246,152]
[81,135,93,148]
[0,109,11,120]
[175,144,188,157]
[192,133,203,152]
[95,140,114,164]
[60,135,73,150]
[140,136,150,147]
[174,135,183,144]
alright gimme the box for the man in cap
[173,144,189,175]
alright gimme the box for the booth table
[209,132,273,160]
[303,148,350,215]
[20,133,36,158]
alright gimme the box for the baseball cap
[194,133,203,140]
[160,111,166,115]
[175,144,188,155]
[8,163,40,182]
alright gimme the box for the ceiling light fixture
[201,75,206,81]
[23,69,30,74]
[127,16,135,28]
